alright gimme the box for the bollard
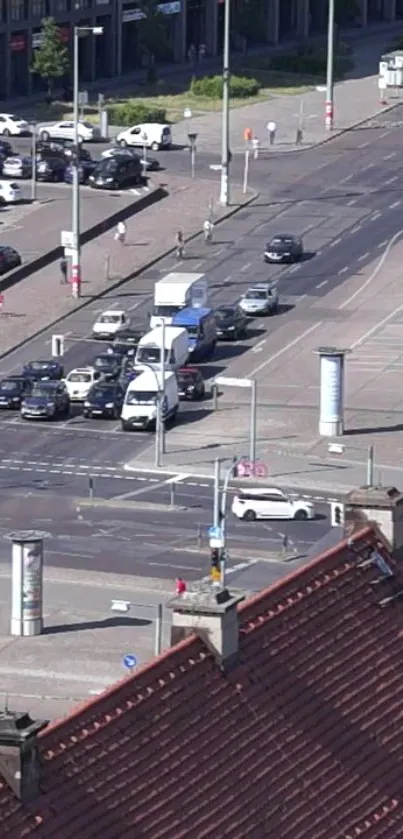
[89,476,94,499]
[295,127,303,145]
[281,534,289,558]
[197,524,202,548]
[212,384,218,410]
[105,254,110,281]
[170,481,176,507]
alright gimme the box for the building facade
[0,0,401,100]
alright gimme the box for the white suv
[231,487,314,521]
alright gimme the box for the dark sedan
[22,360,64,381]
[0,245,21,274]
[214,305,248,340]
[92,353,122,381]
[37,156,66,182]
[83,382,125,419]
[264,234,303,264]
[177,367,205,401]
[113,327,146,354]
[119,357,142,388]
[0,375,32,409]
[64,159,98,184]
[0,140,13,160]
[20,381,70,420]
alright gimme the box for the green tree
[30,17,70,99]
[232,0,265,49]
[138,0,171,77]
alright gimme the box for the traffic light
[334,505,342,525]
[210,548,221,582]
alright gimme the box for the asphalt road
[0,107,402,577]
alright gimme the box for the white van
[0,180,22,204]
[135,326,189,371]
[121,369,179,431]
[116,123,172,151]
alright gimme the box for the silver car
[2,155,32,179]
[239,283,279,316]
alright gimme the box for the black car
[89,156,142,190]
[92,353,122,381]
[37,140,89,162]
[64,158,98,185]
[0,245,21,274]
[177,367,205,401]
[0,140,13,160]
[0,375,32,409]
[20,381,70,420]
[22,360,64,381]
[83,381,125,419]
[36,156,66,182]
[264,234,303,264]
[214,305,248,340]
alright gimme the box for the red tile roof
[2,524,403,839]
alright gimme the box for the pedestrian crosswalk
[349,321,403,373]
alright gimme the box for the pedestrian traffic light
[334,505,342,525]
[211,548,220,571]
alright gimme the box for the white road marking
[357,252,369,261]
[240,262,252,272]
[378,240,388,248]
[379,131,390,138]
[362,162,375,169]
[384,152,396,159]
[340,173,354,182]
[249,322,321,377]
[288,264,300,273]
[338,266,349,275]
[350,225,361,234]
[385,175,398,184]
[222,274,232,283]
[358,141,369,149]
[316,280,328,289]
[351,301,403,350]
[347,198,357,206]
[330,237,341,247]
[389,200,401,209]
[251,338,267,354]
[340,227,403,310]
[370,211,381,221]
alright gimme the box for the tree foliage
[31,17,70,96]
[138,0,171,66]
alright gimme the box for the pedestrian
[267,120,276,146]
[115,220,126,245]
[198,43,206,62]
[203,218,213,243]
[60,256,68,284]
[176,230,185,258]
[175,577,187,596]
[188,43,196,66]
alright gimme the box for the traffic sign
[215,375,253,388]
[184,107,192,119]
[123,653,137,670]
[209,164,222,171]
[78,90,88,106]
[208,525,222,539]
[60,230,74,249]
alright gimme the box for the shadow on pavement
[43,615,152,635]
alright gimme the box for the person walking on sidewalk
[267,120,276,146]
[176,230,185,258]
[60,256,68,284]
[203,218,213,243]
[115,220,126,245]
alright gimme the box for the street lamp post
[72,25,103,300]
[219,0,230,206]
[325,0,335,130]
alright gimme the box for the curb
[75,498,188,512]
[0,188,258,363]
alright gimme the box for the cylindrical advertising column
[7,530,48,636]
[315,347,349,437]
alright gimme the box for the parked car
[0,180,22,204]
[239,283,279,317]
[64,159,98,184]
[112,326,146,354]
[2,155,31,179]
[0,114,30,136]
[83,381,125,419]
[39,120,101,143]
[177,367,205,400]
[264,233,303,264]
[64,368,103,401]
[92,310,131,339]
[119,356,142,388]
[0,245,21,274]
[22,360,64,381]
[20,381,70,420]
[0,375,32,409]
[101,147,160,171]
[92,352,122,381]
[231,488,315,521]
[89,156,142,190]
[37,140,91,162]
[37,156,67,182]
[0,140,13,160]
[116,123,172,151]
[214,305,248,340]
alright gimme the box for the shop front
[10,32,29,97]
[95,14,114,77]
[120,5,143,73]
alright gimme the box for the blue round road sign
[123,653,137,670]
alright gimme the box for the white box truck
[121,369,179,431]
[135,326,189,371]
[150,272,208,328]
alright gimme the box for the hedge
[106,101,167,126]
[268,45,353,77]
[190,74,260,99]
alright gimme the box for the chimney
[168,587,244,670]
[344,485,403,558]
[0,710,48,802]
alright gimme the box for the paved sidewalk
[0,175,250,358]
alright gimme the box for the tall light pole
[325,0,335,131]
[219,0,230,206]
[72,25,103,299]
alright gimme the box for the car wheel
[118,139,127,147]
[40,131,50,142]
[294,509,308,521]
[199,386,205,399]
[243,509,257,522]
[151,142,159,151]
[121,421,129,431]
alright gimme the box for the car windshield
[99,314,121,324]
[27,361,52,371]
[31,386,55,398]
[185,326,199,336]
[178,372,195,384]
[8,115,18,121]
[68,372,91,383]
[93,386,116,398]
[216,307,234,319]
[81,121,94,130]
[244,290,266,300]
[94,357,114,368]
[100,160,118,174]
[6,158,22,165]
[127,391,156,405]
[136,347,168,364]
[0,381,18,392]
[271,237,293,246]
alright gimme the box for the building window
[10,0,26,21]
[54,0,69,11]
[31,0,48,16]
[74,0,92,8]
